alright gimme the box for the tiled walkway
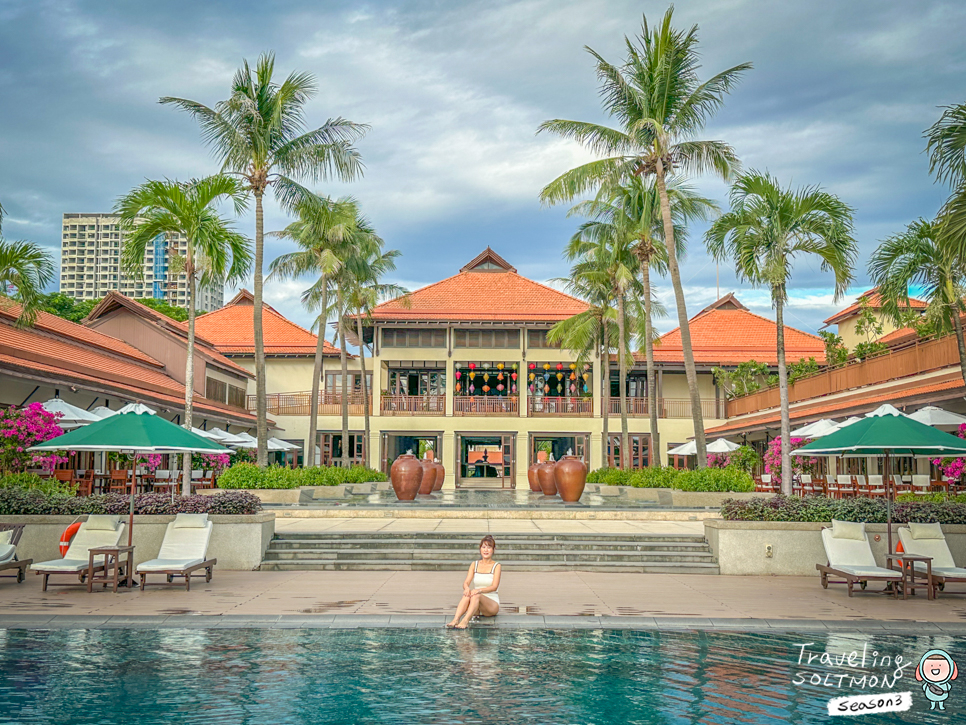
[273,518,706,534]
[3,570,965,624]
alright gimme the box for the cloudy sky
[1,0,963,335]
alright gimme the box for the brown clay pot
[418,458,437,494]
[390,453,423,500]
[433,461,445,491]
[536,450,548,463]
[527,463,542,492]
[536,461,557,496]
[554,455,588,502]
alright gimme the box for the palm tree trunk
[307,278,328,468]
[954,309,966,385]
[617,291,629,470]
[601,323,611,467]
[338,287,350,468]
[356,312,371,469]
[253,190,268,467]
[775,292,792,495]
[642,262,661,467]
[655,159,706,467]
[182,249,195,496]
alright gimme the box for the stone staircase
[259,532,719,574]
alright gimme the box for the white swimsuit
[472,560,500,605]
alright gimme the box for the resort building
[245,247,824,488]
[821,287,926,348]
[59,213,224,312]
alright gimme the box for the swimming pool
[0,628,960,724]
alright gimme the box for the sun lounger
[136,513,217,591]
[33,515,125,591]
[816,521,901,597]
[0,524,32,584]
[898,524,966,598]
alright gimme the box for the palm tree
[344,243,406,469]
[705,172,856,495]
[538,8,751,467]
[926,104,966,248]
[572,176,715,466]
[268,196,355,464]
[161,52,367,466]
[0,200,55,326]
[116,176,251,493]
[869,218,966,384]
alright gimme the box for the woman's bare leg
[478,596,499,618]
[447,594,471,627]
[456,594,481,628]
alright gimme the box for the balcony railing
[725,333,961,418]
[607,398,650,417]
[380,394,446,416]
[660,398,725,420]
[252,391,370,417]
[453,396,519,416]
[528,396,593,417]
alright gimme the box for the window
[205,377,227,403]
[227,385,247,409]
[527,329,560,349]
[454,329,520,349]
[381,328,445,348]
[325,372,373,393]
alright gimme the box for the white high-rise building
[59,213,224,311]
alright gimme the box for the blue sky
[1,0,963,335]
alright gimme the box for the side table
[87,545,135,593]
[887,553,934,600]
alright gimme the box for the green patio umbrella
[793,414,966,554]
[30,412,228,546]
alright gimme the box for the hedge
[720,494,966,524]
[0,488,262,516]
[216,463,387,490]
[585,465,753,492]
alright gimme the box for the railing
[528,396,593,417]
[726,333,961,418]
[252,391,371,417]
[380,394,446,416]
[661,398,725,420]
[453,396,519,416]
[607,398,649,416]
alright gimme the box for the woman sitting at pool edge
[447,535,501,629]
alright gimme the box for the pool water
[0,628,962,724]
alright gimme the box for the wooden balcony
[380,394,446,416]
[607,398,649,417]
[726,334,961,418]
[454,396,519,416]
[252,392,370,417]
[528,396,593,417]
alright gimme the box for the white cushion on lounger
[821,528,901,580]
[136,520,212,574]
[172,513,208,529]
[831,520,866,541]
[136,558,205,572]
[33,522,125,571]
[0,544,15,563]
[0,530,12,546]
[833,565,902,579]
[84,515,120,531]
[909,522,945,539]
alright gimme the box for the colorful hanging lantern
[511,384,517,393]
[455,371,461,379]
[455,383,461,393]
[468,363,476,370]
[583,384,589,393]
[582,373,589,381]
[556,373,563,381]
[570,363,576,370]
[528,373,535,381]
[469,371,476,379]
[483,385,490,393]
[544,384,550,393]
[511,372,517,381]
[528,384,534,392]
[543,363,551,371]
[497,384,504,392]
[529,362,536,370]
[512,363,518,370]
[483,373,489,382]
[570,384,577,393]
[497,363,504,370]
[556,363,564,371]
[497,372,504,381]
[583,363,590,370]
[469,384,475,394]
[570,373,576,380]
[455,363,461,370]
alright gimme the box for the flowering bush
[707,453,730,469]
[0,403,65,473]
[193,453,231,475]
[721,494,966,524]
[762,437,818,475]
[0,488,262,516]
[932,423,966,481]
[135,454,164,473]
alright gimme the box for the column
[442,431,457,489]
[445,357,455,417]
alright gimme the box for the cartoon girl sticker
[917,649,958,711]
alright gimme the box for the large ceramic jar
[390,453,423,500]
[554,455,588,502]
[433,460,445,491]
[419,457,438,495]
[527,463,542,492]
[536,460,557,496]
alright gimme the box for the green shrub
[675,467,754,492]
[586,467,633,486]
[727,446,761,475]
[627,466,680,488]
[0,488,261,516]
[262,466,300,489]
[720,494,966,524]
[215,463,267,489]
[0,473,75,496]
[216,463,388,489]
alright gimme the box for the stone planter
[419,458,438,495]
[536,461,557,496]
[554,455,587,502]
[433,461,445,491]
[390,453,423,500]
[198,488,301,505]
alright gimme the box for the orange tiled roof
[705,372,964,436]
[369,249,588,323]
[190,289,340,356]
[822,288,927,326]
[649,294,826,366]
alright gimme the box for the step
[262,549,716,563]
[266,539,712,552]
[272,532,707,542]
[258,559,721,574]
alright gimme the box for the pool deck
[273,517,707,534]
[3,569,966,632]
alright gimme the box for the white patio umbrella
[206,428,255,447]
[40,398,102,429]
[230,432,260,449]
[865,404,907,418]
[829,416,863,432]
[115,403,156,415]
[790,419,839,437]
[668,438,740,456]
[190,427,220,439]
[266,438,293,451]
[89,406,117,419]
[908,406,966,428]
[274,438,302,451]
